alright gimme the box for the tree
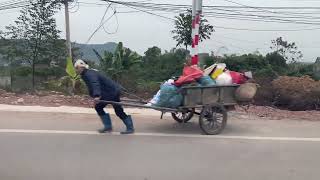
[141,47,188,81]
[266,52,287,74]
[144,46,162,61]
[270,37,303,63]
[172,9,214,50]
[3,0,63,90]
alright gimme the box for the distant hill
[0,41,118,64]
[74,42,118,62]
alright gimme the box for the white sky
[1,0,320,62]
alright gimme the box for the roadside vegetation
[0,0,319,110]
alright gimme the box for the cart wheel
[171,109,194,123]
[199,105,227,135]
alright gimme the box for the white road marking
[0,104,167,116]
[0,129,320,142]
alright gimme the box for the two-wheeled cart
[99,85,240,135]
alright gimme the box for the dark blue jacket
[81,69,120,100]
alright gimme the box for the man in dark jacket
[74,59,134,134]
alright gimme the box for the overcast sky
[1,0,320,62]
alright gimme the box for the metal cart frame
[99,85,240,135]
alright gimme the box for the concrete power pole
[191,0,203,66]
[64,0,72,59]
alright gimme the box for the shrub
[44,76,87,95]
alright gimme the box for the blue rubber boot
[98,114,113,133]
[121,115,135,134]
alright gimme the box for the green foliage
[270,37,303,63]
[136,80,160,94]
[8,66,65,79]
[66,57,78,79]
[96,42,142,81]
[141,47,188,82]
[0,66,10,76]
[45,76,87,95]
[254,65,278,80]
[286,62,315,78]
[13,66,32,76]
[203,52,320,81]
[213,54,269,72]
[3,0,63,90]
[34,67,65,77]
[266,52,287,75]
[172,9,214,49]
[64,56,81,95]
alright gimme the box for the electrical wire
[99,2,112,25]
[90,0,320,32]
[98,3,119,34]
[102,6,119,34]
[223,0,320,17]
[97,0,320,24]
[212,25,320,32]
[101,0,176,21]
[0,1,30,11]
[85,3,116,44]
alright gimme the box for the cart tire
[171,109,194,123]
[199,105,227,135]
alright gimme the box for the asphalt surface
[0,110,320,180]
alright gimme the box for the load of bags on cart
[146,63,253,108]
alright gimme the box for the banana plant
[94,42,142,81]
[64,56,80,95]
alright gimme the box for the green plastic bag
[155,84,183,108]
[198,76,216,86]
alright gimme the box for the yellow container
[211,68,224,79]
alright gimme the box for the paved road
[0,110,320,180]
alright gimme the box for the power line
[101,3,119,34]
[206,14,320,26]
[97,1,320,24]
[218,0,320,25]
[101,0,175,21]
[0,0,26,6]
[101,0,320,30]
[205,7,320,20]
[77,0,320,32]
[212,25,320,32]
[211,14,320,25]
[85,3,115,44]
[206,5,320,10]
[0,0,30,9]
[78,1,107,6]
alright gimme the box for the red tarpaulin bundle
[174,65,203,86]
[229,71,248,84]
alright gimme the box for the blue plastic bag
[155,84,183,108]
[198,76,216,86]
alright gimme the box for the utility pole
[64,0,72,59]
[191,0,203,66]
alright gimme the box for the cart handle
[96,100,179,113]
